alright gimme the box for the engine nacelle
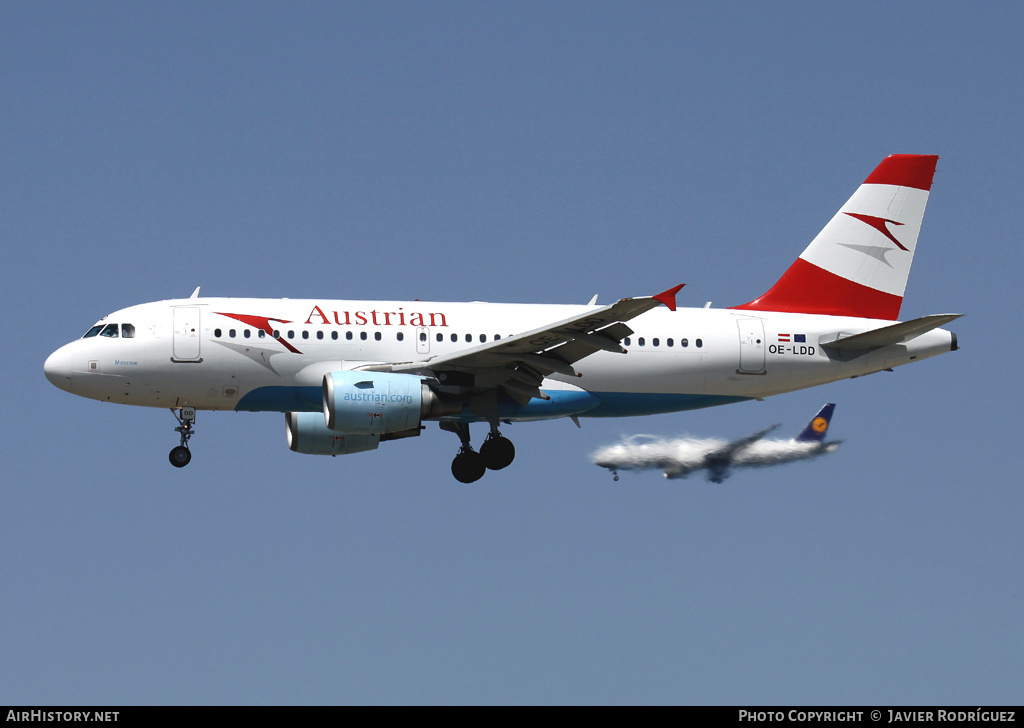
[285,411,381,455]
[322,371,427,435]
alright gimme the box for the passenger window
[638,337,645,347]
[681,338,688,348]
[121,324,135,338]
[652,338,660,347]
[480,334,486,342]
[302,331,309,340]
[451,333,457,342]
[667,338,674,347]
[244,330,251,339]
[360,332,367,341]
[331,332,338,340]
[397,332,405,342]
[316,331,323,340]
[374,332,382,341]
[465,334,472,343]
[258,330,266,338]
[229,329,236,338]
[83,325,103,338]
[696,338,703,348]
[346,331,353,340]
[436,333,443,342]
[100,323,119,338]
[419,332,427,342]
[624,337,631,346]
[214,329,222,338]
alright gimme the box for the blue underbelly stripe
[236,386,322,412]
[235,385,750,419]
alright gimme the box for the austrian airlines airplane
[44,155,960,482]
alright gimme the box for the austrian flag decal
[777,334,806,343]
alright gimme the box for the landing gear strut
[169,406,196,468]
[441,421,516,483]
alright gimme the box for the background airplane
[592,403,839,483]
[43,155,959,482]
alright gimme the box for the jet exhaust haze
[592,404,840,482]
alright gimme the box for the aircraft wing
[378,285,684,404]
[701,423,781,482]
[708,424,782,459]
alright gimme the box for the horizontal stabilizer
[820,314,962,353]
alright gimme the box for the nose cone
[44,346,74,392]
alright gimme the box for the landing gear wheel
[169,446,192,468]
[451,450,486,483]
[480,436,515,470]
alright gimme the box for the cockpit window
[83,325,104,338]
[100,323,119,338]
[121,324,135,338]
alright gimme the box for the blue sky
[3,2,1020,705]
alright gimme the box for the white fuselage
[44,296,956,422]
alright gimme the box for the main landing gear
[169,406,196,468]
[442,422,516,483]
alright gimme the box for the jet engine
[285,411,381,455]
[322,371,462,435]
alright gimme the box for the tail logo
[844,212,909,251]
[811,417,829,434]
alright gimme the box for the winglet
[652,284,685,311]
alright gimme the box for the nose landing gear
[169,406,196,468]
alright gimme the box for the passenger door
[736,318,766,374]
[172,307,202,362]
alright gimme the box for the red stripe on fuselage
[731,258,903,320]
[215,312,303,353]
[862,154,938,191]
